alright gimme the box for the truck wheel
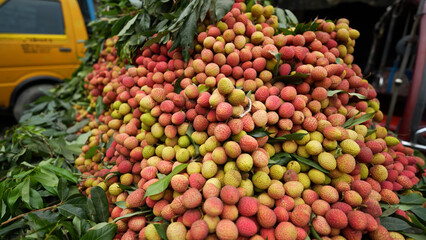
[13,84,55,121]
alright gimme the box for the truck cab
[0,0,89,119]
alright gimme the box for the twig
[40,137,54,158]
[0,202,63,227]
[239,98,252,118]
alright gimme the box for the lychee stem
[239,98,252,118]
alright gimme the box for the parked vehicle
[0,0,91,119]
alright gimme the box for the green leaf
[129,0,142,9]
[111,15,131,36]
[154,223,169,240]
[285,9,298,25]
[0,220,26,236]
[406,212,426,232]
[144,163,188,199]
[275,7,287,29]
[74,131,92,146]
[81,223,117,240]
[85,146,98,159]
[327,89,345,97]
[271,51,282,77]
[173,75,184,93]
[105,135,114,152]
[198,85,210,93]
[118,184,136,191]
[90,186,110,223]
[199,0,211,21]
[95,96,105,118]
[402,233,426,240]
[342,112,375,129]
[58,204,86,219]
[215,0,234,22]
[118,13,139,37]
[142,31,169,48]
[179,11,198,62]
[268,152,292,167]
[112,211,146,223]
[248,128,270,138]
[60,221,79,240]
[381,206,399,217]
[399,193,426,205]
[411,207,426,222]
[291,154,329,174]
[57,178,69,201]
[348,92,368,99]
[66,119,90,134]
[185,124,200,157]
[380,217,412,231]
[310,225,322,240]
[268,133,308,143]
[29,188,43,209]
[115,201,127,209]
[326,89,367,99]
[21,178,31,206]
[273,72,308,84]
[40,164,78,184]
[32,170,59,188]
[365,129,376,138]
[8,182,23,207]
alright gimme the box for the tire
[12,84,54,121]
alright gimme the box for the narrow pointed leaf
[144,164,188,199]
[291,154,329,174]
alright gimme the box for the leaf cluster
[380,192,426,239]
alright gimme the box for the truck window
[0,0,65,35]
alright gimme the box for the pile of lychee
[75,1,426,240]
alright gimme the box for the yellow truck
[0,0,90,119]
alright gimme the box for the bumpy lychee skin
[325,209,348,229]
[340,139,361,156]
[369,225,392,240]
[312,216,331,236]
[190,219,209,240]
[343,190,362,207]
[214,123,232,142]
[290,204,311,227]
[396,175,414,189]
[183,188,202,209]
[319,185,339,203]
[275,222,298,240]
[236,216,258,237]
[166,222,187,240]
[203,197,224,217]
[257,204,277,228]
[216,102,233,121]
[380,189,399,204]
[351,180,372,198]
[347,210,368,231]
[361,199,382,218]
[238,196,259,217]
[215,219,239,240]
[370,165,388,182]
[171,174,189,193]
[217,77,234,95]
[220,185,240,205]
[126,189,145,208]
[239,134,258,152]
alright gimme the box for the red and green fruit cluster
[74,1,425,240]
